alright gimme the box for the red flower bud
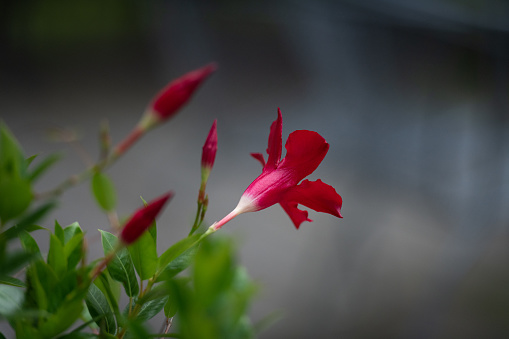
[201,120,218,171]
[149,63,217,122]
[120,192,173,244]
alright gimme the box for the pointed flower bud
[138,63,217,131]
[198,120,217,203]
[201,120,217,173]
[120,192,173,244]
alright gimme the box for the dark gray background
[1,1,509,338]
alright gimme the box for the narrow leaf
[64,232,84,269]
[19,230,42,260]
[47,234,67,277]
[85,283,116,334]
[3,202,55,240]
[91,172,117,212]
[28,153,61,182]
[136,296,168,322]
[54,220,65,243]
[100,231,139,297]
[0,276,26,288]
[0,284,23,316]
[128,231,157,280]
[157,234,201,272]
[157,245,198,282]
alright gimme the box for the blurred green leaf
[100,231,139,297]
[91,172,117,212]
[54,220,65,243]
[64,232,84,269]
[157,245,198,282]
[0,250,35,278]
[136,296,168,322]
[163,296,178,318]
[157,234,201,273]
[0,176,32,223]
[0,122,27,177]
[0,284,23,317]
[26,154,37,167]
[28,153,61,182]
[85,283,116,334]
[193,237,235,307]
[0,276,26,288]
[48,233,67,277]
[128,230,157,280]
[95,272,122,328]
[63,222,82,242]
[19,230,42,260]
[25,261,50,311]
[39,298,84,338]
[2,202,54,240]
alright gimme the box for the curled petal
[282,179,342,219]
[279,130,329,182]
[250,152,266,167]
[279,200,312,229]
[265,108,282,171]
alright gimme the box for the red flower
[120,192,173,244]
[149,63,217,122]
[201,119,218,171]
[212,108,342,230]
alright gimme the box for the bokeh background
[1,0,509,338]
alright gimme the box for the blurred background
[1,0,509,338]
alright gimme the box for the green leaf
[157,245,198,282]
[163,296,178,318]
[64,232,84,269]
[0,276,26,287]
[24,261,50,311]
[100,231,139,297]
[2,202,54,240]
[28,153,61,182]
[0,250,35,278]
[39,298,84,338]
[136,296,168,322]
[157,234,201,272]
[128,230,157,280]
[91,172,117,211]
[0,284,23,317]
[193,237,235,306]
[95,272,122,328]
[47,233,67,277]
[0,123,27,177]
[85,283,116,334]
[19,231,42,260]
[26,154,37,166]
[63,222,82,243]
[0,176,32,223]
[54,220,65,243]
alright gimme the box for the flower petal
[279,200,312,229]
[279,130,329,182]
[282,179,342,218]
[265,108,282,171]
[250,152,266,167]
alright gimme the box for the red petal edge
[265,108,283,171]
[250,152,266,167]
[279,200,312,229]
[280,130,329,182]
[282,179,342,221]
